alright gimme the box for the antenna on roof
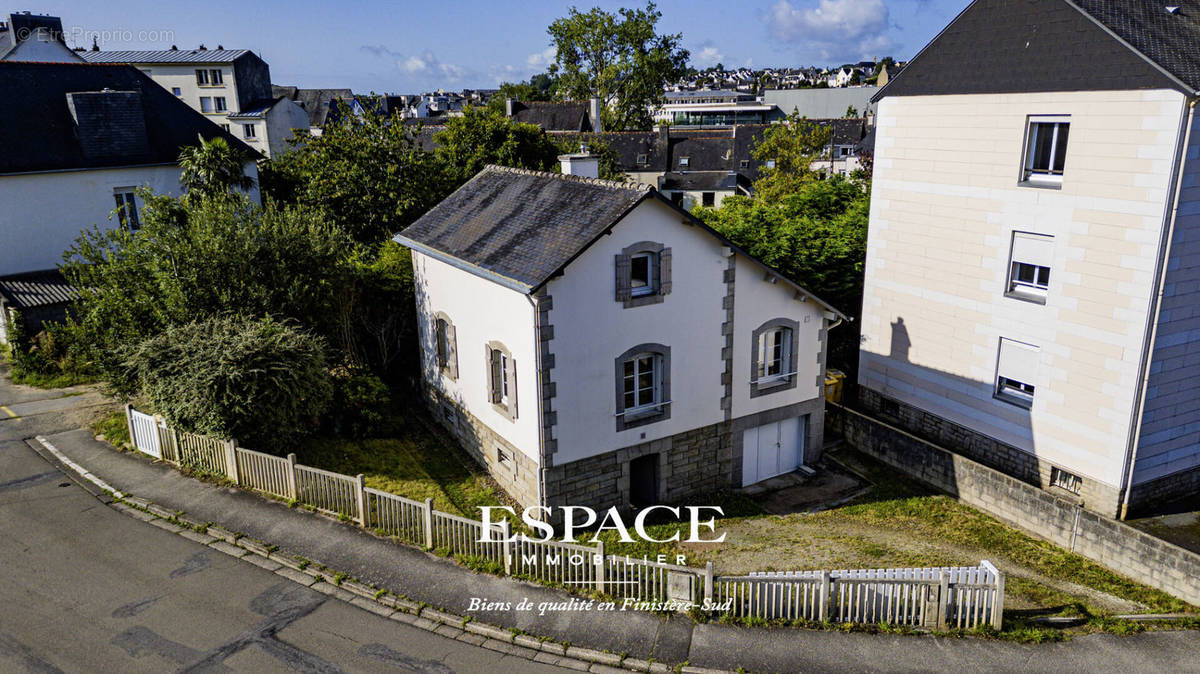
[91,36,98,51]
[170,44,178,50]
[217,44,223,49]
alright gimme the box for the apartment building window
[615,242,672,307]
[112,189,140,231]
[702,192,715,207]
[171,87,182,96]
[615,343,671,431]
[995,338,1040,408]
[214,97,227,112]
[486,342,517,421]
[1050,467,1082,494]
[434,313,458,379]
[220,123,231,132]
[1006,232,1054,304]
[195,69,209,85]
[1022,116,1070,186]
[243,124,257,139]
[210,69,223,85]
[200,96,214,113]
[750,318,799,397]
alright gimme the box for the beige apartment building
[859,0,1200,518]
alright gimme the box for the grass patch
[91,410,131,448]
[293,411,507,518]
[8,367,95,389]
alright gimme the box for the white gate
[128,408,162,459]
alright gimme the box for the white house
[0,11,82,62]
[859,0,1200,518]
[0,61,259,341]
[81,47,307,157]
[396,155,844,513]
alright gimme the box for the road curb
[31,436,708,674]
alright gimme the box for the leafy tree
[434,106,561,181]
[260,103,451,243]
[696,177,870,372]
[750,111,832,202]
[61,193,354,389]
[845,105,859,118]
[177,135,256,203]
[547,2,689,131]
[493,72,559,105]
[125,314,332,451]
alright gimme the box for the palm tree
[177,135,256,202]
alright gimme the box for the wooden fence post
[224,440,239,484]
[355,474,367,527]
[286,453,298,501]
[992,570,1005,630]
[594,540,605,592]
[423,497,435,549]
[818,571,830,622]
[703,561,714,608]
[123,404,135,451]
[500,519,512,575]
[938,570,950,630]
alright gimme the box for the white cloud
[765,0,894,62]
[391,50,469,83]
[693,44,724,68]
[526,46,556,69]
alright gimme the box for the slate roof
[272,85,353,127]
[394,165,847,318]
[0,269,78,310]
[875,0,1200,101]
[81,48,252,64]
[511,101,594,132]
[555,130,670,173]
[397,166,651,292]
[0,61,259,174]
[226,97,281,119]
[660,170,752,193]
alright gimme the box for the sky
[35,0,967,93]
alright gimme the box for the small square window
[171,87,182,96]
[1051,466,1081,494]
[636,153,648,165]
[1022,116,1069,186]
[678,156,690,167]
[739,159,749,169]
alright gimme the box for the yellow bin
[824,369,846,403]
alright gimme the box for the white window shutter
[508,358,518,419]
[1011,232,1054,268]
[998,338,1040,384]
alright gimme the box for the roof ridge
[482,164,651,192]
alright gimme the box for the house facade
[81,48,306,157]
[0,11,82,62]
[859,0,1200,518]
[397,158,843,514]
[0,61,259,340]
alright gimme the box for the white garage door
[742,416,806,487]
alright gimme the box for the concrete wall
[0,162,259,275]
[859,89,1188,495]
[412,252,542,467]
[764,87,880,120]
[828,402,1200,607]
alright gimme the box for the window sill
[197,84,227,88]
[491,402,516,422]
[1018,178,1062,191]
[993,392,1033,410]
[1004,290,1047,306]
[615,404,669,431]
[622,293,665,309]
[754,376,793,391]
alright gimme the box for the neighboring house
[271,85,354,135]
[806,118,869,176]
[0,61,259,341]
[859,0,1200,519]
[652,89,774,127]
[0,11,82,62]
[81,47,306,157]
[658,127,769,209]
[396,157,844,514]
[504,99,601,133]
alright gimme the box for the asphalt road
[0,387,570,673]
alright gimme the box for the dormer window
[679,156,690,168]
[636,153,648,165]
[615,242,672,308]
[1022,116,1069,186]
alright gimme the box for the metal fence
[124,405,1004,629]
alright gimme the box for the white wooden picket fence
[124,405,1004,629]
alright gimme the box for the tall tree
[547,2,689,131]
[434,106,561,181]
[750,111,832,202]
[177,135,255,203]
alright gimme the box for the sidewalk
[42,427,1200,673]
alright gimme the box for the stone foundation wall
[426,389,540,510]
[858,387,1122,517]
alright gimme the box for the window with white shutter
[995,338,1040,408]
[1006,232,1054,304]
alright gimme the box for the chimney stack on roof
[558,145,600,179]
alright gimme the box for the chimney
[504,97,515,117]
[589,96,603,133]
[559,144,600,179]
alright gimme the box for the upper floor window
[486,341,517,421]
[195,69,209,85]
[1006,232,1054,304]
[434,313,458,380]
[1022,116,1069,186]
[214,96,227,112]
[615,242,672,308]
[113,189,140,231]
[995,337,1039,409]
[243,124,257,139]
[210,69,223,85]
[615,343,671,431]
[750,318,799,398]
[200,96,214,113]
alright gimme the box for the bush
[6,316,96,387]
[328,370,392,437]
[124,315,332,450]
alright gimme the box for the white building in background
[81,47,306,157]
[859,0,1200,518]
[396,154,844,515]
[0,61,259,341]
[0,11,82,62]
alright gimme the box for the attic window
[739,159,749,169]
[679,156,690,168]
[636,153,648,165]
